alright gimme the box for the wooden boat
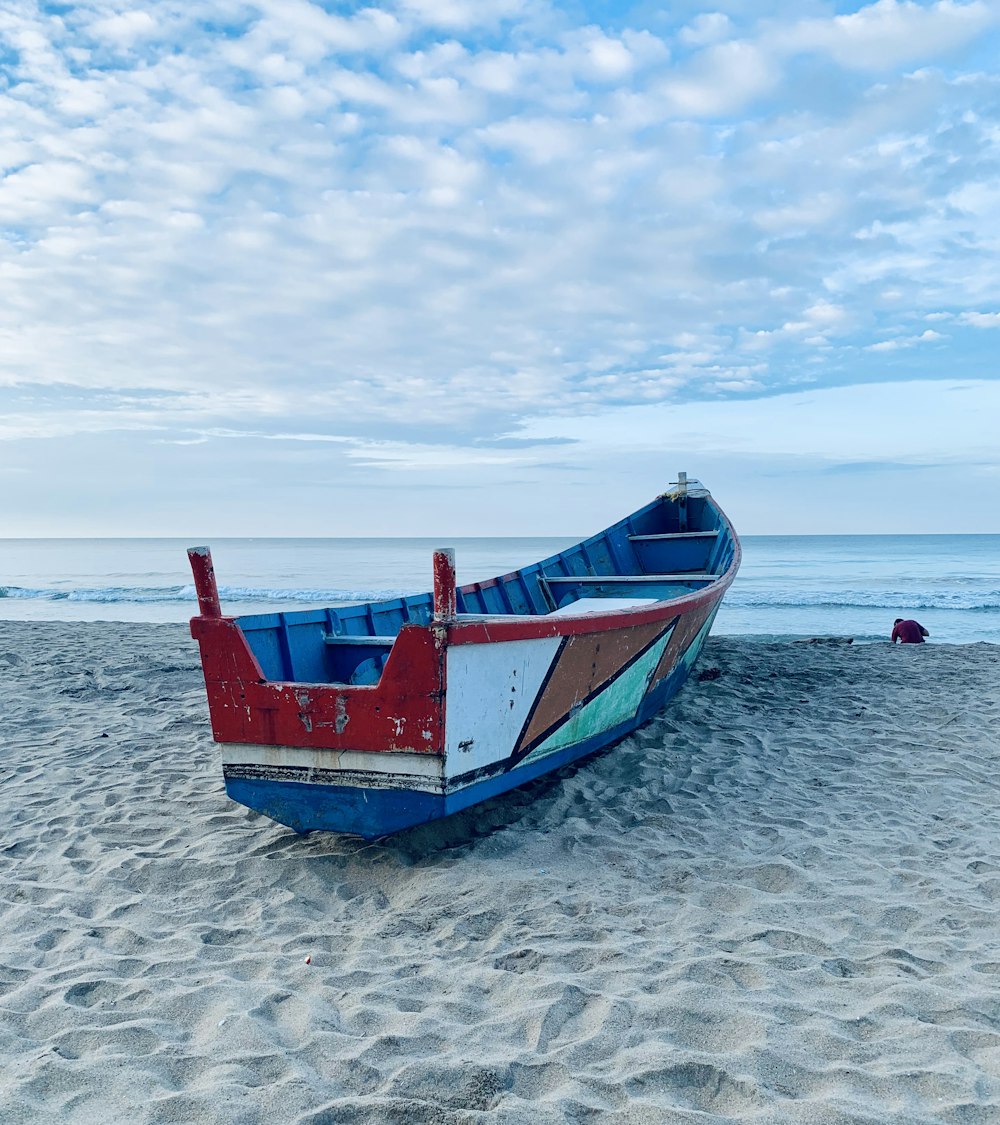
[188,475,740,838]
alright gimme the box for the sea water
[0,535,997,644]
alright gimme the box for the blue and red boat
[188,476,740,838]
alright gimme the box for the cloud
[958,311,1000,327]
[0,0,999,533]
[571,30,635,81]
[395,0,527,32]
[505,378,1000,466]
[89,10,158,47]
[679,13,733,48]
[237,1,405,62]
[864,329,945,350]
[775,0,996,71]
[658,40,777,116]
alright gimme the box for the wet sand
[2,622,999,1123]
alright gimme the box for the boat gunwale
[445,503,741,645]
[210,570,733,699]
[226,493,741,654]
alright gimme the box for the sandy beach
[1,622,999,1124]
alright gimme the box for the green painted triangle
[521,628,674,764]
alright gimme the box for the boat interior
[236,488,735,687]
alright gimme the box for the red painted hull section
[190,617,446,754]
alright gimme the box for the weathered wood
[433,548,457,621]
[187,546,222,618]
[628,532,719,541]
[322,635,396,646]
[544,574,716,584]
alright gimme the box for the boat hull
[223,714,649,838]
[214,602,719,837]
[189,482,739,838]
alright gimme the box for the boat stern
[187,547,449,836]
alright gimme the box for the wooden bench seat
[322,634,396,646]
[628,531,719,541]
[543,574,716,584]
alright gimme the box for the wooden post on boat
[433,548,457,621]
[188,546,222,618]
[677,470,689,532]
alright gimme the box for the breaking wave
[724,588,1000,612]
[0,584,413,605]
[1,582,998,612]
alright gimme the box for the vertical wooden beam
[187,546,222,618]
[433,548,457,621]
[677,470,689,532]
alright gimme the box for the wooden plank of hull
[442,634,565,775]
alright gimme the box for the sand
[1,622,999,1124]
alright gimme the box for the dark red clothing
[892,619,928,644]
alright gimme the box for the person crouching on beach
[892,618,929,644]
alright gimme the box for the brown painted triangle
[514,618,671,757]
[648,604,713,688]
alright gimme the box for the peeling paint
[334,695,349,734]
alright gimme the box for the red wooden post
[188,546,222,618]
[432,548,456,621]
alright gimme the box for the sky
[1,0,998,538]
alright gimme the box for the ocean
[1,535,997,644]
